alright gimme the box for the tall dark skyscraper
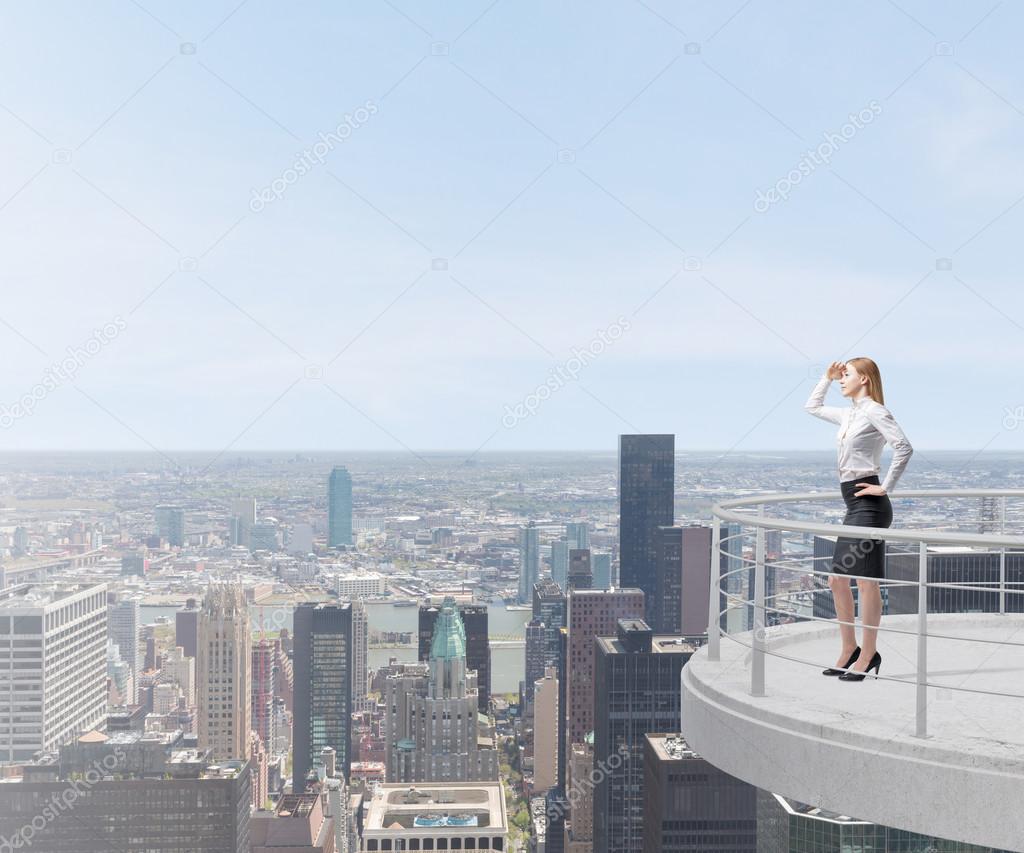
[327,466,353,548]
[418,601,490,711]
[593,620,693,853]
[643,734,757,852]
[655,526,684,634]
[175,597,200,658]
[292,602,352,791]
[524,618,547,706]
[532,579,566,666]
[618,434,675,628]
[567,548,592,591]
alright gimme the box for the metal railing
[706,489,1024,738]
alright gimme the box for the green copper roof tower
[428,596,469,698]
[430,596,467,661]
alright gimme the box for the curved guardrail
[707,489,1024,737]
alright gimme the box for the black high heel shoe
[822,646,860,676]
[838,650,881,681]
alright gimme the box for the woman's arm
[804,373,844,424]
[864,404,914,493]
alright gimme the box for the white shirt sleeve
[863,403,914,493]
[804,374,844,425]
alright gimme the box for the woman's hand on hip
[854,483,887,497]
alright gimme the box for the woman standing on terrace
[804,358,914,681]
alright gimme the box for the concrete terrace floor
[682,614,1024,851]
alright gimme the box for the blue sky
[1,0,1023,456]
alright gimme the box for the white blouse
[804,374,914,493]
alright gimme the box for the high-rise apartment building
[328,467,353,548]
[155,505,186,547]
[0,583,107,762]
[108,596,142,702]
[519,521,541,604]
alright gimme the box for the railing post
[708,514,721,661]
[915,540,928,738]
[751,505,766,697]
[1000,494,1007,615]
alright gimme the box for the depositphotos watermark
[1002,405,1024,430]
[502,317,631,429]
[249,100,379,212]
[754,100,883,213]
[545,744,631,822]
[0,318,127,429]
[0,749,125,851]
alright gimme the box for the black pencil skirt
[830,474,893,579]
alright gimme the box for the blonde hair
[847,357,884,405]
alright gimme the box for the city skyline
[2,1,1023,848]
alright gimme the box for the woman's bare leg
[828,574,857,667]
[852,578,882,670]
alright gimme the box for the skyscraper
[654,526,683,634]
[197,584,252,761]
[754,790,996,852]
[418,601,490,711]
[618,434,675,627]
[249,519,279,552]
[350,599,370,712]
[565,587,645,764]
[533,580,566,691]
[591,551,613,590]
[655,525,716,637]
[108,596,142,702]
[155,505,186,547]
[593,622,694,853]
[676,524,712,636]
[386,597,498,783]
[519,520,540,604]
[565,521,590,551]
[231,496,256,549]
[293,602,352,791]
[720,520,745,632]
[0,732,252,853]
[251,638,276,749]
[0,584,107,762]
[551,538,570,588]
[533,667,559,793]
[175,597,200,658]
[524,618,547,707]
[643,734,757,853]
[328,467,353,548]
[567,548,592,591]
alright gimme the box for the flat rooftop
[595,635,696,654]
[646,733,700,762]
[682,613,1024,851]
[364,782,507,834]
[0,583,105,610]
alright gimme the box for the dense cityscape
[0,446,1021,851]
